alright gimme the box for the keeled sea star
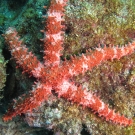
[3,0,134,126]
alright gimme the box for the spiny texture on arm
[4,28,45,78]
[41,0,68,67]
[55,80,132,126]
[61,42,135,77]
[3,83,52,122]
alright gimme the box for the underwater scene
[0,0,135,135]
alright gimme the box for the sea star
[3,0,134,126]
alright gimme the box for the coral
[0,49,7,104]
[0,113,47,135]
[64,0,135,57]
[0,13,6,26]
[24,95,83,134]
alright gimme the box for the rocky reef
[1,0,135,135]
[0,49,6,104]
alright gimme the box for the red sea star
[3,0,134,126]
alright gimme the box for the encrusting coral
[0,49,7,104]
[63,0,135,57]
[2,0,135,134]
[0,113,47,135]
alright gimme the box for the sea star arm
[4,28,45,78]
[41,0,67,67]
[3,82,52,121]
[55,79,132,126]
[61,42,135,77]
